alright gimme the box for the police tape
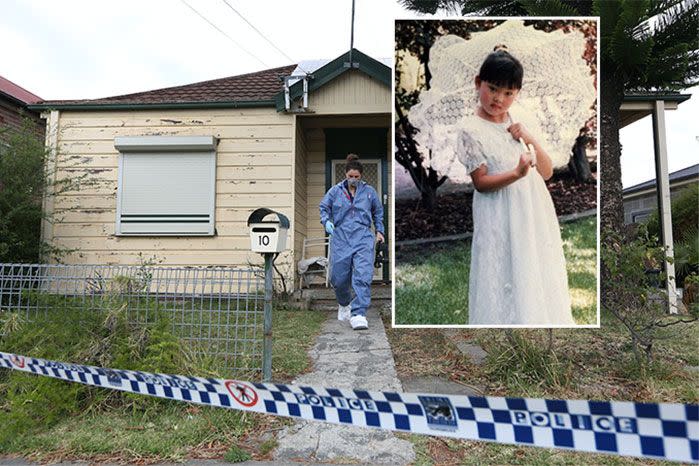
[1,351,697,463]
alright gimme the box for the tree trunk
[568,135,594,183]
[599,72,626,305]
[599,72,625,238]
[394,101,447,212]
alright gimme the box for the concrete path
[273,310,416,465]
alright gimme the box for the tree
[398,0,698,238]
[394,20,471,210]
[0,118,84,263]
[0,119,47,263]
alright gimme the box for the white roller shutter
[115,136,217,236]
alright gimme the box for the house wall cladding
[623,180,697,224]
[46,108,295,274]
[310,71,390,114]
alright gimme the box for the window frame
[114,135,218,237]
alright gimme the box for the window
[114,136,217,236]
[632,210,653,224]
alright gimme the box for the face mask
[347,178,359,187]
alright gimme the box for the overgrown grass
[385,312,699,465]
[0,303,324,462]
[395,216,597,325]
[11,290,269,376]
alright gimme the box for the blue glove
[325,221,334,235]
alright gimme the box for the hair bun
[493,43,509,52]
[346,153,359,162]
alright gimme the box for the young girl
[460,46,575,325]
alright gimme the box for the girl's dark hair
[477,46,523,89]
[345,153,363,174]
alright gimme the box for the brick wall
[0,96,45,142]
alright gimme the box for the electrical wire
[179,0,269,68]
[220,0,310,74]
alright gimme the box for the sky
[619,86,698,188]
[1,0,696,188]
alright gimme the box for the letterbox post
[247,208,290,383]
[262,252,273,382]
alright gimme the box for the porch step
[291,283,392,312]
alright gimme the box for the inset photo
[393,19,599,327]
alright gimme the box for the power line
[220,0,309,74]
[179,0,269,68]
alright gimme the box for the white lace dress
[458,113,575,325]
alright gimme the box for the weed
[486,330,571,393]
[258,438,278,456]
[223,445,252,463]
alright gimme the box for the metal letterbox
[247,208,290,253]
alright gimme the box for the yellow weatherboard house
[29,49,392,290]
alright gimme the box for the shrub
[0,119,47,263]
[645,183,699,284]
[601,227,697,373]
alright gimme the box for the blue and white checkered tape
[1,351,696,463]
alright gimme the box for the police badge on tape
[419,396,457,431]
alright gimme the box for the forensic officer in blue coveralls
[319,154,384,330]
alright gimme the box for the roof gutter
[27,99,276,112]
[623,93,692,103]
[0,90,39,109]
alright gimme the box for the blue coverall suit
[319,179,384,317]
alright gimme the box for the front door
[331,159,383,280]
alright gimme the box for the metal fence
[0,263,266,377]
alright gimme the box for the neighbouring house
[620,90,692,312]
[28,49,392,290]
[0,74,44,139]
[623,163,699,225]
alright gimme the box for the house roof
[30,64,297,111]
[0,75,42,105]
[624,90,692,103]
[623,163,699,195]
[275,48,390,111]
[28,48,391,112]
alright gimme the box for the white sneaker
[350,315,368,330]
[337,304,351,321]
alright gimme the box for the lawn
[0,305,326,462]
[395,216,597,325]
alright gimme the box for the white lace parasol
[408,20,596,182]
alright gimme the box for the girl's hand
[508,123,535,146]
[514,153,531,178]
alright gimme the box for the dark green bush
[646,183,698,242]
[645,183,699,284]
[0,119,46,263]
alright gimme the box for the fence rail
[0,263,266,377]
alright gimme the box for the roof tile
[39,64,297,106]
